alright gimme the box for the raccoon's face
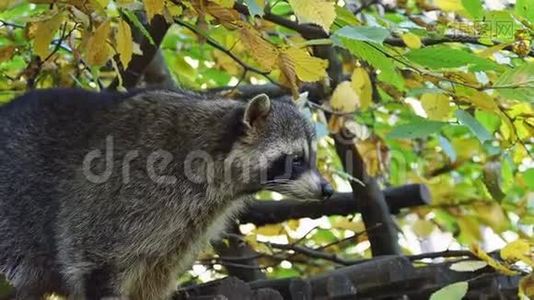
[232,94,333,201]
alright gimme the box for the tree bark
[108,14,170,90]
[240,184,430,226]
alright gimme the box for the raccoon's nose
[321,182,334,200]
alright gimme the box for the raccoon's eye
[291,155,305,167]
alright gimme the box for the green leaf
[455,110,492,143]
[523,168,534,189]
[334,6,360,27]
[450,260,487,272]
[439,135,457,162]
[475,110,501,133]
[494,63,534,103]
[430,281,469,300]
[483,11,516,42]
[334,26,390,44]
[203,68,231,86]
[387,119,447,139]
[245,0,264,17]
[501,155,514,192]
[405,46,500,71]
[121,9,155,46]
[270,267,300,278]
[339,39,404,89]
[311,228,338,244]
[515,0,534,24]
[461,0,483,19]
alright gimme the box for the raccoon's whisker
[263,180,291,185]
[263,179,292,184]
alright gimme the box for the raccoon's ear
[243,93,271,128]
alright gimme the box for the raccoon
[0,88,333,300]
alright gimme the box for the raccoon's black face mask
[238,94,333,201]
[266,153,308,182]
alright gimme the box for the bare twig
[173,18,278,85]
[0,19,24,29]
[264,241,358,265]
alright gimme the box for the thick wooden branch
[211,226,266,282]
[109,14,170,90]
[334,134,401,256]
[239,184,430,226]
[233,3,327,40]
[174,255,520,299]
[234,2,533,57]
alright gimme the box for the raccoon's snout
[265,170,333,201]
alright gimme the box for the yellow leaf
[420,93,451,121]
[256,224,285,236]
[116,19,133,68]
[327,114,343,134]
[457,216,481,242]
[210,0,235,8]
[474,202,508,232]
[0,0,16,10]
[330,81,359,113]
[239,23,278,71]
[282,46,328,82]
[355,136,387,176]
[401,32,422,49]
[470,243,518,275]
[435,0,463,11]
[456,86,498,111]
[94,0,109,8]
[287,219,300,231]
[519,274,534,299]
[85,20,112,66]
[244,233,259,248]
[351,67,372,110]
[332,218,364,232]
[166,2,184,17]
[501,239,533,266]
[33,13,63,59]
[498,111,517,144]
[213,49,241,75]
[206,4,241,26]
[277,51,299,98]
[143,0,165,21]
[288,0,336,32]
[412,219,435,237]
[478,42,513,58]
[0,45,15,63]
[453,138,480,162]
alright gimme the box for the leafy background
[0,0,533,298]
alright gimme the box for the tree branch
[234,4,533,57]
[233,3,327,39]
[175,255,521,299]
[211,226,266,282]
[263,241,358,266]
[239,184,431,226]
[109,14,170,90]
[173,18,278,84]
